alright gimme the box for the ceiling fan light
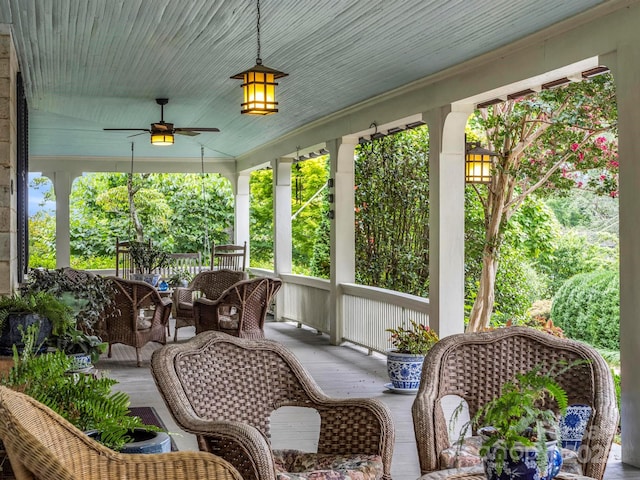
[151,132,174,146]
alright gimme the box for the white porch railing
[278,273,331,334]
[269,273,430,355]
[341,283,430,354]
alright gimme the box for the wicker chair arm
[176,418,277,480]
[193,296,223,307]
[159,297,173,309]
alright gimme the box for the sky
[28,172,55,216]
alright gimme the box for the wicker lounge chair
[412,326,618,480]
[151,331,395,480]
[0,385,243,480]
[102,276,172,367]
[193,276,282,339]
[172,269,248,341]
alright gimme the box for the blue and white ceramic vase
[386,351,425,390]
[483,440,562,480]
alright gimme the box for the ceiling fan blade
[104,128,150,132]
[175,131,200,137]
[127,132,148,138]
[175,127,220,133]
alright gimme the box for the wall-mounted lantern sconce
[465,141,498,184]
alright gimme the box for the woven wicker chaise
[151,331,395,480]
[0,386,243,480]
[412,326,619,480]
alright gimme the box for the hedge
[551,269,619,350]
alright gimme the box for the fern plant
[454,362,579,475]
[1,323,158,451]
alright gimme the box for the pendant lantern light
[465,141,498,184]
[231,0,288,115]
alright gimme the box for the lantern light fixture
[231,0,288,115]
[465,141,498,184]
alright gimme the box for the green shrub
[551,269,619,350]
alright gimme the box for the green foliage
[29,172,235,268]
[551,269,619,350]
[536,230,617,293]
[386,320,438,354]
[355,127,430,296]
[1,324,156,451]
[250,169,274,267]
[21,268,115,335]
[129,241,170,274]
[456,363,573,475]
[0,292,74,336]
[250,157,329,272]
[310,193,331,279]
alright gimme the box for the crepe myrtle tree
[467,73,618,332]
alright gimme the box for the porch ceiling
[0,0,606,166]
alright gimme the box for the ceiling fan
[103,98,220,146]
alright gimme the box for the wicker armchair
[193,277,282,340]
[151,331,395,480]
[412,326,618,480]
[0,386,243,480]
[102,276,172,367]
[172,269,248,341]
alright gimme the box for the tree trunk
[467,171,510,332]
[127,173,144,241]
[467,247,499,331]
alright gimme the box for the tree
[466,74,618,331]
[354,127,430,296]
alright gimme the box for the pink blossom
[608,160,619,168]
[578,152,585,162]
[570,143,579,151]
[610,191,619,198]
[577,181,584,188]
[600,174,606,181]
[596,136,607,144]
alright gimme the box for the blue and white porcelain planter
[386,350,425,390]
[483,439,562,480]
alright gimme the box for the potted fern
[1,323,169,452]
[455,364,573,480]
[385,320,438,392]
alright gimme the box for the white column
[609,45,640,467]
[273,157,292,275]
[233,173,251,265]
[425,105,472,338]
[45,170,77,269]
[327,137,357,345]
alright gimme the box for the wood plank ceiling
[0,0,605,164]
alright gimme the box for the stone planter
[386,350,425,391]
[0,314,52,356]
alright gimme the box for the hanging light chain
[256,0,262,62]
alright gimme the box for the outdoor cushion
[273,450,383,480]
[559,405,593,451]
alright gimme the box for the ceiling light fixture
[150,132,174,146]
[231,0,287,115]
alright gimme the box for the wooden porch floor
[98,320,638,480]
